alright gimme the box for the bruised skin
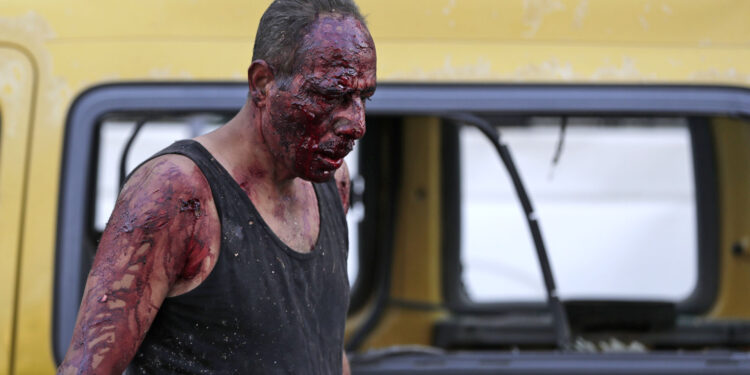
[198,13,373,252]
[228,154,350,255]
[261,13,375,184]
[232,160,321,253]
[238,14,373,251]
[58,156,219,374]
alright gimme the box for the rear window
[459,117,696,302]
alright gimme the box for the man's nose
[334,97,366,139]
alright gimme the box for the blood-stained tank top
[127,140,350,374]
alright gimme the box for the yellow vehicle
[2,0,750,373]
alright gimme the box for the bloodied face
[260,14,376,182]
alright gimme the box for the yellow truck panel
[0,45,34,375]
[0,0,749,373]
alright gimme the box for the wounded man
[58,0,375,373]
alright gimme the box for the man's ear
[248,60,274,106]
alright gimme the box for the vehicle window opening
[455,116,699,305]
[434,114,740,351]
[346,118,403,350]
[447,113,571,350]
[118,118,147,189]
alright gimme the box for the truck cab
[1,1,749,373]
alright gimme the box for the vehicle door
[0,45,35,374]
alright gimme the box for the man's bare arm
[57,156,215,374]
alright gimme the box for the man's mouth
[317,145,352,169]
[318,151,346,169]
[318,141,353,164]
[319,155,344,170]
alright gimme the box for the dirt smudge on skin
[237,13,374,253]
[59,158,217,373]
[263,13,375,184]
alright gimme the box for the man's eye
[321,92,344,103]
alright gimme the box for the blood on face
[262,13,376,183]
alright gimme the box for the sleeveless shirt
[127,140,350,374]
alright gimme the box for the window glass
[94,115,362,285]
[344,149,363,286]
[460,117,696,302]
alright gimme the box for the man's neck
[195,102,304,199]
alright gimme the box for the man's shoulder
[122,153,213,204]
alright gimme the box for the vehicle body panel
[712,118,750,317]
[0,45,34,375]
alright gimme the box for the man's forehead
[293,14,376,89]
[300,14,374,56]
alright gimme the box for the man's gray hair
[252,0,367,85]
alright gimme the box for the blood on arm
[57,156,216,374]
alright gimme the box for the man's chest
[252,185,321,253]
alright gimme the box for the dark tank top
[127,140,350,374]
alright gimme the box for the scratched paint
[0,11,72,373]
[691,68,750,83]
[148,67,195,79]
[0,11,56,39]
[0,50,32,138]
[572,0,588,28]
[441,0,456,15]
[0,12,71,129]
[522,0,566,38]
[382,46,750,85]
[589,57,656,80]
[0,38,36,375]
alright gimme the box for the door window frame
[441,115,717,314]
